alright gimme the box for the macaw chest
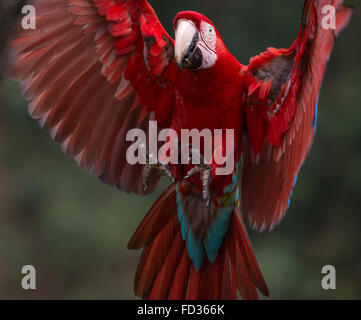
[173,89,242,131]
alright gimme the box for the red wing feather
[242,0,352,231]
[7,0,177,194]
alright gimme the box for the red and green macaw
[7,0,352,299]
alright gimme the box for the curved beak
[175,20,198,71]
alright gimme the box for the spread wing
[241,0,352,231]
[7,0,178,195]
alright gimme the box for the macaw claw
[185,163,212,207]
[143,159,174,191]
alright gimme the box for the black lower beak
[182,47,203,70]
[180,32,203,71]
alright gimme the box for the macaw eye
[200,21,216,52]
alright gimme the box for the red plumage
[6,0,352,299]
[129,184,268,299]
[241,0,353,231]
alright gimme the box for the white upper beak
[175,19,197,66]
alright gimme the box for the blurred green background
[0,0,360,299]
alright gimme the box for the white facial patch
[198,21,218,69]
[200,21,217,52]
[198,42,218,69]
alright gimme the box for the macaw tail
[128,184,269,300]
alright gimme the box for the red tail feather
[128,185,269,300]
[168,249,191,299]
[128,183,177,250]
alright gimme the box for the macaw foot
[184,149,212,207]
[143,151,174,191]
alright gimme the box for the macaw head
[174,11,224,71]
